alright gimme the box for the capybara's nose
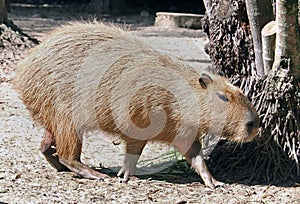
[246,112,260,138]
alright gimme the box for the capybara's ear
[199,73,213,89]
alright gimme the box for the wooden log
[154,12,204,29]
[261,21,276,75]
[245,0,275,77]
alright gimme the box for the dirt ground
[0,3,299,204]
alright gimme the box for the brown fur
[14,22,259,188]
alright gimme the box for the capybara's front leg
[177,140,224,189]
[117,139,147,182]
[40,130,69,171]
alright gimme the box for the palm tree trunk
[272,0,300,80]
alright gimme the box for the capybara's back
[15,22,259,189]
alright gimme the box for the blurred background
[8,0,206,15]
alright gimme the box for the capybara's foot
[42,146,70,172]
[178,140,223,189]
[198,171,225,189]
[117,153,141,182]
[191,155,223,189]
[40,130,70,172]
[117,168,140,183]
[117,165,134,182]
[210,178,225,189]
[59,158,109,180]
[117,139,146,182]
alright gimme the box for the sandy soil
[0,3,299,203]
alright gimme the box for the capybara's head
[198,73,260,143]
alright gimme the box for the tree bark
[245,0,274,76]
[261,21,276,75]
[0,0,7,23]
[273,0,300,80]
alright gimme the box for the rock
[155,12,204,29]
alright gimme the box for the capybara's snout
[244,110,260,142]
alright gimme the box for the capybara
[14,22,259,189]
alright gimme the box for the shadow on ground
[88,147,298,188]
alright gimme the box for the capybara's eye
[216,92,229,102]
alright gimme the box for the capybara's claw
[204,178,225,189]
[212,179,225,188]
[117,166,132,182]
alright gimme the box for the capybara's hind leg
[56,132,108,180]
[59,158,109,180]
[117,139,147,182]
[40,130,69,171]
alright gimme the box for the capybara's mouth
[248,127,260,141]
[232,128,259,143]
